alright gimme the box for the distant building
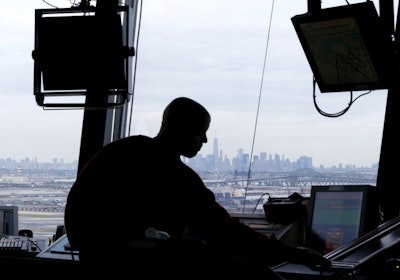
[0,175,29,184]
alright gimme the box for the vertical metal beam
[77,105,110,174]
[76,0,120,173]
[377,0,400,220]
[77,0,138,172]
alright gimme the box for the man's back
[64,135,214,253]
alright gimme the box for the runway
[18,211,64,241]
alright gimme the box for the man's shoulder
[88,135,154,161]
[107,135,153,149]
[118,134,152,143]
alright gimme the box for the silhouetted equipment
[324,215,400,273]
[18,229,33,238]
[263,193,308,224]
[274,215,400,279]
[37,234,79,261]
[0,234,45,257]
[0,205,18,236]
[32,5,135,108]
[291,1,396,93]
[53,225,66,242]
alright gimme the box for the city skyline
[0,136,378,171]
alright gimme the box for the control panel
[0,234,45,257]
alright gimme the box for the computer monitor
[0,206,18,236]
[306,185,380,254]
[32,7,132,108]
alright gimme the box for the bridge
[203,169,377,189]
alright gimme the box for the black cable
[243,0,275,213]
[252,192,270,213]
[312,76,372,118]
[42,0,58,8]
[70,248,76,261]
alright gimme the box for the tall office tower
[234,148,245,171]
[213,137,219,170]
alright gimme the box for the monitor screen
[306,185,380,254]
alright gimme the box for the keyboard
[0,235,39,256]
[0,237,28,250]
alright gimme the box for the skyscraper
[213,137,219,170]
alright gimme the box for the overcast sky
[0,0,397,167]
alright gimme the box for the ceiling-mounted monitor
[33,6,135,108]
[291,2,395,93]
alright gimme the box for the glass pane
[0,0,392,242]
[130,0,386,214]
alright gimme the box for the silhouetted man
[65,97,330,278]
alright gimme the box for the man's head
[157,97,211,158]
